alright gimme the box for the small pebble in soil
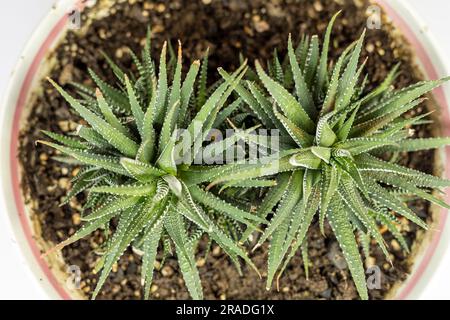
[252,15,270,33]
[378,48,386,56]
[196,258,206,267]
[98,28,107,39]
[313,1,323,12]
[58,178,70,189]
[366,43,375,53]
[391,240,401,251]
[72,213,81,226]
[72,168,80,177]
[156,3,165,13]
[58,120,71,132]
[212,246,221,257]
[379,225,388,234]
[39,153,48,163]
[58,64,74,85]
[161,266,174,277]
[152,24,165,34]
[112,285,120,294]
[365,256,376,268]
[115,47,127,59]
[69,198,81,211]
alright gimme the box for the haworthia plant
[40,32,265,300]
[187,13,450,300]
[39,14,450,301]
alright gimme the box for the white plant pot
[1,0,449,299]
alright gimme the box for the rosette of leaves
[39,33,265,300]
[184,13,450,299]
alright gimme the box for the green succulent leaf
[255,60,315,132]
[336,31,365,111]
[258,171,303,246]
[124,75,145,136]
[328,199,368,300]
[120,158,166,182]
[339,175,390,261]
[304,35,320,88]
[83,196,142,221]
[177,185,259,274]
[164,206,203,300]
[240,173,291,242]
[275,185,320,284]
[316,11,340,99]
[88,69,130,112]
[219,179,277,192]
[179,60,201,126]
[48,79,139,157]
[42,130,87,150]
[142,216,164,300]
[390,137,450,152]
[289,149,322,169]
[91,183,156,197]
[311,146,331,164]
[190,185,266,225]
[273,104,314,147]
[154,42,168,124]
[322,42,357,114]
[93,197,167,299]
[38,141,128,175]
[219,70,275,129]
[197,48,210,110]
[364,178,427,229]
[95,89,131,137]
[287,34,315,117]
[319,164,340,235]
[356,154,450,189]
[316,114,337,147]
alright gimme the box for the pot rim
[1,0,449,300]
[375,0,450,300]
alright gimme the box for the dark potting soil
[19,0,438,300]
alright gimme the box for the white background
[1,0,450,300]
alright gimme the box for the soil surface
[19,0,437,300]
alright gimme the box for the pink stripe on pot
[10,0,89,301]
[8,0,450,300]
